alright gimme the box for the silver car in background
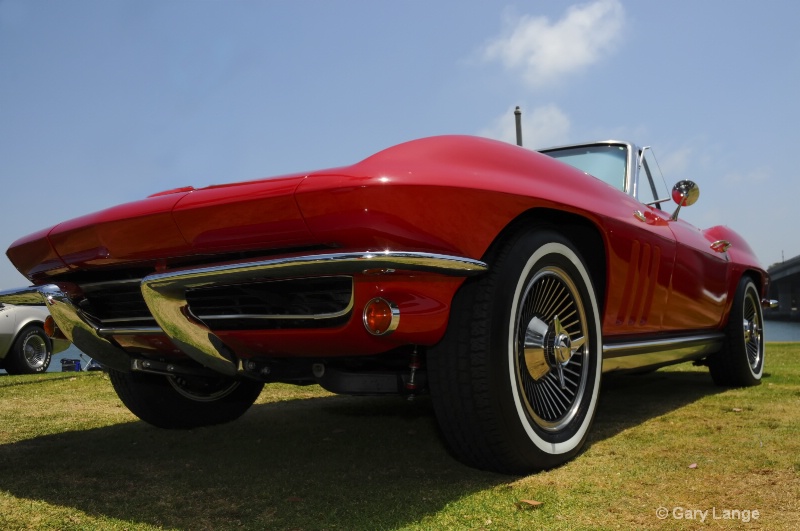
[0,303,68,374]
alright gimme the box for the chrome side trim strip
[97,326,164,337]
[141,251,488,376]
[602,332,724,373]
[197,312,348,321]
[96,316,157,324]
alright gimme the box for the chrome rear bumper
[0,251,487,375]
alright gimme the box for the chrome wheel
[742,288,763,372]
[5,326,52,374]
[709,277,764,387]
[429,229,602,473]
[22,333,49,370]
[516,266,589,432]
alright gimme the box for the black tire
[429,229,602,474]
[108,369,264,429]
[4,325,52,375]
[708,277,764,387]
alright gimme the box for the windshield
[541,144,628,191]
[636,147,670,206]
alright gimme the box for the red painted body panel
[172,175,315,252]
[296,136,614,260]
[666,219,730,329]
[6,226,69,279]
[602,214,675,334]
[3,135,768,362]
[9,192,193,276]
[12,135,626,278]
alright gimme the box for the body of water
[764,319,800,342]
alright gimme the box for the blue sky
[1,0,798,289]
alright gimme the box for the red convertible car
[0,135,771,474]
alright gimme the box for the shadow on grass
[592,369,725,444]
[0,368,724,529]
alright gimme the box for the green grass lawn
[1,344,799,530]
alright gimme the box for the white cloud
[480,104,570,148]
[482,0,625,87]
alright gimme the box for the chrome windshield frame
[539,140,639,198]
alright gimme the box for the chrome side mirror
[670,180,699,220]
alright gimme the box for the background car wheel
[4,325,52,375]
[708,277,764,387]
[428,228,602,474]
[108,369,264,429]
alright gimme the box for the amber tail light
[362,298,399,336]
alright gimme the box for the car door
[663,219,730,330]
[634,148,729,331]
[601,145,677,336]
[606,192,676,335]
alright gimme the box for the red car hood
[7,173,316,281]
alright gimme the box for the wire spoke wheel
[516,266,588,432]
[709,277,764,387]
[742,289,763,371]
[429,229,602,474]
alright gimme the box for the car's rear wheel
[428,229,602,474]
[108,369,264,429]
[708,277,764,387]
[4,325,52,375]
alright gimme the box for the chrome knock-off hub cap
[524,314,586,389]
[515,266,590,431]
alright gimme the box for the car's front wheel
[708,276,764,387]
[4,325,52,375]
[429,228,602,474]
[108,369,264,429]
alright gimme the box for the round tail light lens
[363,298,399,336]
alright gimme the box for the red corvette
[0,135,772,474]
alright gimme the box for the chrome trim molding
[96,326,164,338]
[192,276,355,322]
[141,251,488,376]
[602,333,724,373]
